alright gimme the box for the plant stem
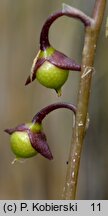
[63,0,107,200]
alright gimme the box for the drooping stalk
[32,102,76,124]
[26,6,92,87]
[63,0,107,199]
[40,7,92,50]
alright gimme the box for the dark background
[0,0,108,199]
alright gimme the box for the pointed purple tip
[4,128,14,135]
[49,154,53,160]
[29,131,53,160]
[25,76,31,86]
[48,50,81,71]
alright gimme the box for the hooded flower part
[5,102,76,160]
[25,47,81,96]
[5,122,53,160]
[25,9,82,96]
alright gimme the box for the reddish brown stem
[40,7,92,50]
[32,102,76,124]
[63,0,107,199]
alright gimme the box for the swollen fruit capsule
[36,60,69,96]
[10,131,37,158]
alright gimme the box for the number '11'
[91,203,101,211]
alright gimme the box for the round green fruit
[36,61,69,95]
[10,131,37,158]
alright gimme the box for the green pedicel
[26,122,42,133]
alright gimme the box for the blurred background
[0,0,108,199]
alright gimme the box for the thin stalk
[63,0,107,200]
[32,102,76,124]
[40,8,92,50]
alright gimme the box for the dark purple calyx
[4,124,29,135]
[48,50,81,71]
[28,131,53,160]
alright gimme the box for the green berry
[36,61,69,95]
[10,131,37,158]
